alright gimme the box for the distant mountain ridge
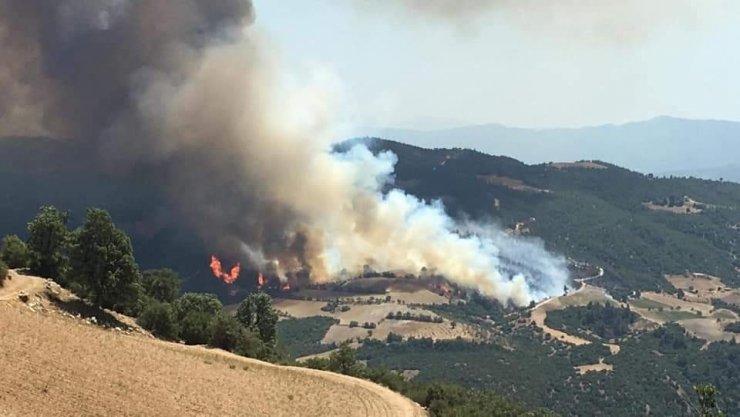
[365,116,740,179]
[661,163,740,183]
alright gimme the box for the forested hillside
[3,136,740,298]
[347,138,740,298]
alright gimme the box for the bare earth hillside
[0,273,425,417]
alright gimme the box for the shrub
[209,313,265,359]
[209,314,244,352]
[174,293,223,322]
[172,293,224,345]
[179,311,214,345]
[141,268,181,303]
[137,301,179,340]
[1,235,29,269]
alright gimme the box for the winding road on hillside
[530,267,606,346]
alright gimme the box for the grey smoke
[0,0,569,305]
[356,0,701,45]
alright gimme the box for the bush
[387,332,403,343]
[1,235,29,269]
[179,311,214,345]
[209,313,265,359]
[173,293,224,345]
[0,259,8,287]
[327,343,362,376]
[174,293,223,322]
[137,301,179,340]
[142,268,181,303]
[209,314,245,352]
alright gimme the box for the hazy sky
[254,1,740,129]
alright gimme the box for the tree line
[0,206,279,361]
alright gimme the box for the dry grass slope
[0,274,425,417]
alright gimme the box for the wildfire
[210,256,241,284]
[257,272,265,288]
[281,283,291,291]
[436,283,451,296]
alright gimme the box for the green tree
[328,342,361,376]
[1,235,30,269]
[209,313,265,358]
[68,209,141,311]
[26,206,70,281]
[694,384,725,417]
[236,292,279,347]
[137,301,179,340]
[142,268,181,303]
[209,313,244,351]
[178,311,214,345]
[173,293,223,322]
[173,293,223,345]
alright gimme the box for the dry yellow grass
[574,359,614,375]
[357,290,449,306]
[678,318,740,343]
[558,285,616,307]
[549,161,607,170]
[370,320,475,343]
[640,292,714,316]
[273,299,421,325]
[0,276,425,417]
[530,285,621,347]
[530,297,590,346]
[664,273,740,304]
[321,324,372,344]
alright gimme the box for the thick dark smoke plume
[0,0,569,305]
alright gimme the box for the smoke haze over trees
[0,0,568,305]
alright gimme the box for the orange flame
[281,283,291,291]
[210,256,241,284]
[257,272,265,288]
[436,283,451,296]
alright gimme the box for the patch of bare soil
[370,320,475,343]
[575,359,614,375]
[549,161,607,170]
[642,197,705,214]
[476,175,549,193]
[0,279,425,417]
[0,270,46,301]
[678,318,740,343]
[530,298,589,346]
[665,273,740,307]
[640,292,714,316]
